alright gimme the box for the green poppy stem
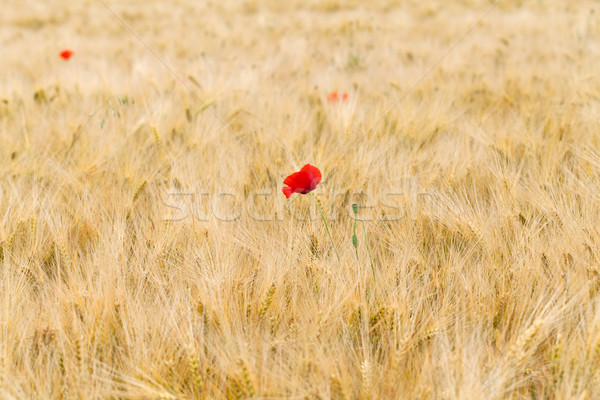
[353,217,359,260]
[359,219,375,281]
[309,192,340,262]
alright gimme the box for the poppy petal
[283,171,305,188]
[282,186,294,198]
[300,164,322,189]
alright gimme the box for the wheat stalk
[360,359,373,400]
[329,374,346,400]
[239,359,256,398]
[508,319,543,367]
[187,348,204,396]
[258,284,276,319]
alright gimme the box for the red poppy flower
[327,92,348,102]
[59,50,74,60]
[282,164,322,198]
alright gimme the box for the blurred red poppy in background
[59,50,74,60]
[282,164,322,198]
[327,92,348,102]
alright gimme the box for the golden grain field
[2,0,600,399]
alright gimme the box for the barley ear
[133,180,147,202]
[187,348,204,395]
[360,359,373,400]
[258,284,276,319]
[239,359,256,398]
[330,374,346,400]
[152,126,161,147]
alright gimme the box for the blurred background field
[2,0,600,399]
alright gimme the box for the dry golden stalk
[187,348,204,395]
[228,376,245,400]
[586,336,600,385]
[58,241,71,269]
[417,329,438,346]
[310,233,320,259]
[152,126,161,147]
[74,335,83,371]
[548,340,562,387]
[20,267,38,286]
[329,374,346,400]
[133,180,148,202]
[238,359,255,398]
[509,319,543,366]
[28,216,36,249]
[6,232,15,250]
[258,284,276,319]
[0,350,5,390]
[58,354,66,376]
[269,314,277,336]
[360,359,373,400]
